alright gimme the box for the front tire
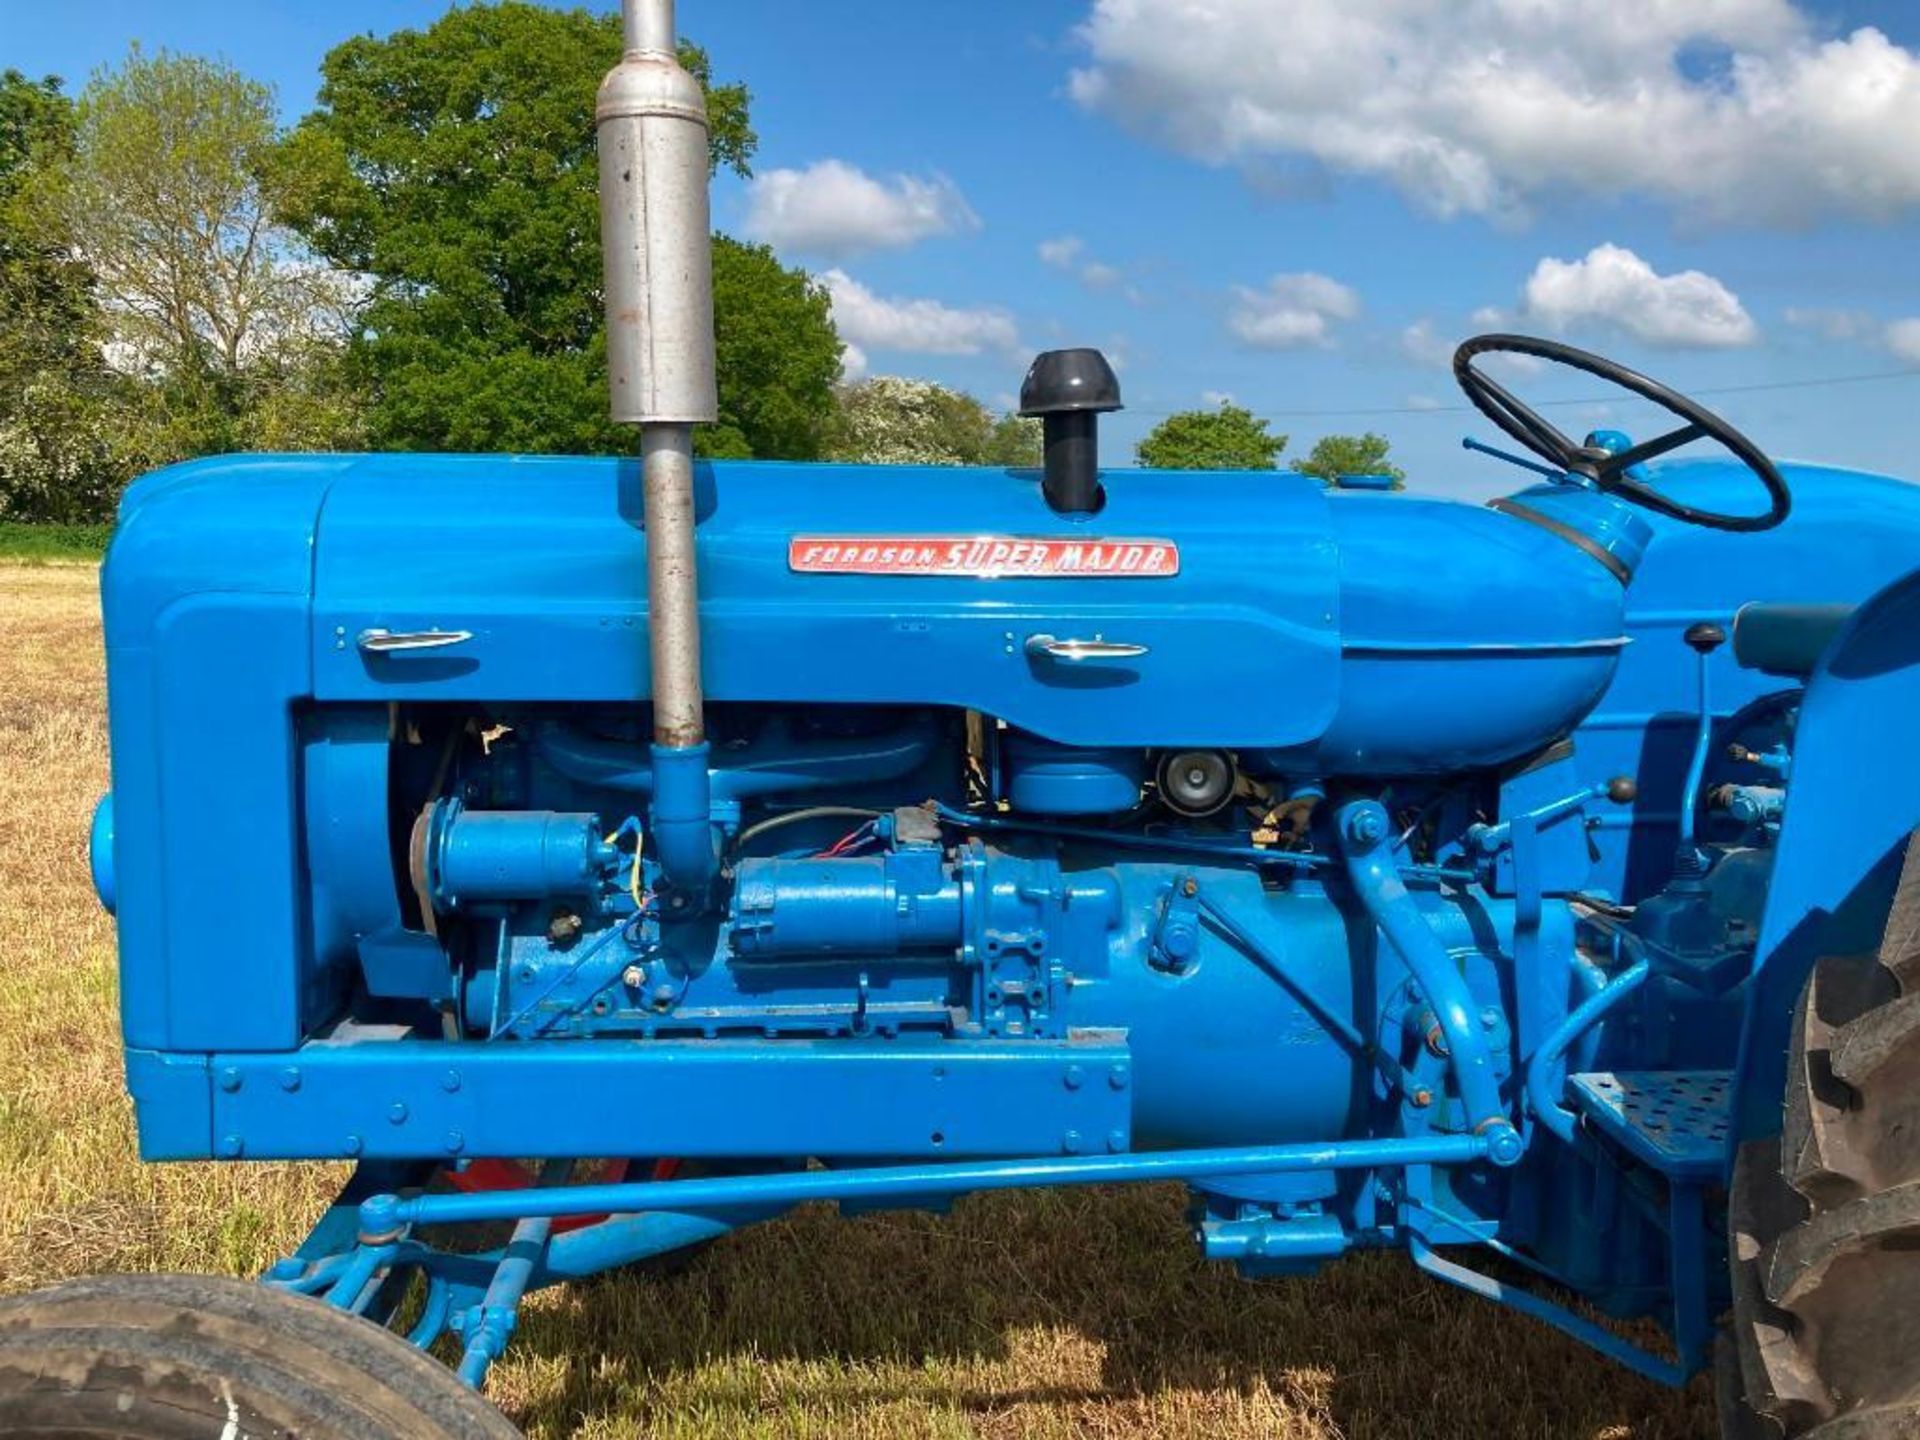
[0,1272,519,1438]
[1723,843,1920,1436]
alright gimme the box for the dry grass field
[0,559,1715,1438]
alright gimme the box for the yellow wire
[604,823,648,912]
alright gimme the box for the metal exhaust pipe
[598,0,718,894]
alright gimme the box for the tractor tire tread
[1831,991,1920,1096]
[0,1272,519,1440]
[1726,845,1920,1439]
[1762,1180,1920,1311]
[1781,952,1886,1205]
[1874,839,1920,991]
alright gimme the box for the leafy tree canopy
[1292,432,1406,487]
[281,2,837,459]
[0,70,72,205]
[52,47,355,383]
[826,377,1040,467]
[0,70,120,521]
[1135,402,1286,470]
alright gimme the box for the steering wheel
[1453,334,1790,532]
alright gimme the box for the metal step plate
[1566,1070,1732,1181]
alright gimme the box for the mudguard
[1732,567,1920,1146]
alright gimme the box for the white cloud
[1785,307,1920,363]
[744,160,978,257]
[1400,318,1455,368]
[1887,319,1920,365]
[1228,271,1359,349]
[1038,236,1084,268]
[1520,244,1758,349]
[1406,394,1445,412]
[1785,306,1877,341]
[1070,0,1920,224]
[1201,389,1235,407]
[1038,234,1131,294]
[820,269,1020,359]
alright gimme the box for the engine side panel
[308,456,1342,749]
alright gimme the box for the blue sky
[10,0,1920,497]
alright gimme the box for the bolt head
[1064,1064,1086,1091]
[622,964,647,989]
[1344,806,1386,846]
[388,1101,409,1126]
[342,1133,363,1157]
[1108,1064,1131,1091]
[217,1066,243,1094]
[218,1133,245,1159]
[1062,1129,1084,1155]
[278,1066,301,1092]
[1411,1087,1434,1108]
[441,1069,462,1093]
[1484,1124,1526,1167]
[444,1129,465,1155]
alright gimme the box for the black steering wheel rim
[1453,333,1791,533]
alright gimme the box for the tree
[704,238,842,460]
[1293,432,1406,487]
[984,413,1043,468]
[1135,402,1286,470]
[826,378,1037,466]
[51,49,359,394]
[7,47,366,494]
[280,3,837,459]
[0,70,123,521]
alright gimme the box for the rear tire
[1722,841,1920,1437]
[0,1272,519,1439]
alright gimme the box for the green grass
[0,522,112,563]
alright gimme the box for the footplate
[1565,1070,1732,1181]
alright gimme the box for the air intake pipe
[598,0,718,895]
[1020,348,1121,515]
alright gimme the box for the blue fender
[1732,568,1920,1146]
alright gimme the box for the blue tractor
[6,5,1920,1436]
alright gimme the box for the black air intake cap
[1019,348,1121,417]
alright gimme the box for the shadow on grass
[500,1184,1714,1439]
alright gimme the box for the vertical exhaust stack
[598,0,717,895]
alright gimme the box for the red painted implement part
[446,1158,682,1233]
